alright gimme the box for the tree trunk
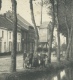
[47,0,55,63]
[69,40,72,59]
[64,0,72,60]
[11,0,17,72]
[64,6,70,52]
[29,0,39,55]
[65,0,73,60]
[71,34,73,58]
[56,0,60,62]
[70,0,73,59]
[66,27,72,60]
[57,29,60,61]
[21,31,26,68]
[66,36,68,45]
[65,18,70,59]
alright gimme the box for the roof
[0,15,23,32]
[0,15,15,30]
[17,14,32,26]
[0,11,34,33]
[5,11,33,30]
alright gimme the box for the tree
[29,0,39,55]
[47,0,55,63]
[45,0,73,60]
[56,0,60,61]
[64,0,73,60]
[58,0,73,60]
[68,0,73,59]
[11,0,17,72]
[43,0,55,63]
[55,0,72,60]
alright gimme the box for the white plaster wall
[0,29,8,52]
[7,31,21,52]
[0,28,22,53]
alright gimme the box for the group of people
[23,52,48,68]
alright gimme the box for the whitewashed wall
[0,28,22,53]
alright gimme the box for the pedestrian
[44,55,48,66]
[25,54,29,68]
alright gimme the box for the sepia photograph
[0,0,73,80]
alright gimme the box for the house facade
[0,11,35,53]
[0,14,22,53]
[0,26,21,53]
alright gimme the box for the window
[17,42,21,51]
[9,32,11,39]
[18,34,20,40]
[4,42,6,52]
[2,31,4,38]
[9,41,12,51]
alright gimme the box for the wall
[0,28,8,52]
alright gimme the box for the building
[39,22,51,48]
[0,11,35,53]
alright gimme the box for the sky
[0,0,51,26]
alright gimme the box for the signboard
[39,28,48,42]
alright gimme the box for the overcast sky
[0,0,51,26]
